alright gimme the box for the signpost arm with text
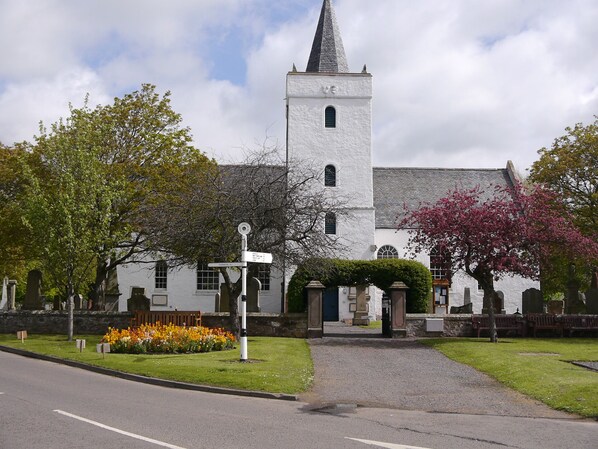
[209,222,272,362]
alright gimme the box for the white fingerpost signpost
[209,222,272,362]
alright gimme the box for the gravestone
[522,288,544,314]
[564,263,585,313]
[218,283,230,313]
[214,293,221,312]
[0,277,7,310]
[73,294,86,310]
[585,288,598,314]
[353,285,370,325]
[450,303,472,314]
[547,299,564,314]
[127,287,150,311]
[22,269,43,310]
[7,280,17,310]
[482,291,505,314]
[247,277,261,313]
[451,287,473,313]
[463,287,471,304]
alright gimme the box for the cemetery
[2,267,597,339]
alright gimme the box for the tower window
[377,245,398,259]
[325,212,337,235]
[325,106,336,128]
[324,165,336,187]
[155,261,168,289]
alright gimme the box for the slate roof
[306,0,349,73]
[373,167,516,229]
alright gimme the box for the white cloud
[0,0,596,172]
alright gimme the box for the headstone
[352,285,370,325]
[7,280,17,310]
[126,287,150,311]
[482,291,505,314]
[53,296,62,310]
[547,300,564,314]
[585,288,598,314]
[0,277,7,310]
[450,303,472,314]
[214,293,221,312]
[73,294,83,310]
[463,287,471,304]
[565,263,586,314]
[247,277,261,312]
[219,283,230,313]
[522,288,544,314]
[22,269,43,310]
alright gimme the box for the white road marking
[53,410,188,449]
[346,437,433,449]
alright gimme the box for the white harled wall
[117,260,284,313]
[375,228,539,314]
[286,72,376,262]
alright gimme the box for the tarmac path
[301,330,574,419]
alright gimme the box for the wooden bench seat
[559,315,598,337]
[471,314,521,337]
[130,310,202,329]
[525,314,563,337]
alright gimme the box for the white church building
[117,0,537,320]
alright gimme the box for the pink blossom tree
[399,184,598,342]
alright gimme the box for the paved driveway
[301,335,574,418]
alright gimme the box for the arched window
[430,246,451,281]
[155,261,168,289]
[325,212,337,235]
[377,245,398,259]
[324,165,336,187]
[325,106,336,128]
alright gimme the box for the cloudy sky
[1,0,596,174]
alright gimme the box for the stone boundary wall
[406,314,473,337]
[202,313,307,338]
[0,311,307,338]
[0,311,132,335]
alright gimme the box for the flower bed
[102,323,236,354]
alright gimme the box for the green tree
[20,117,112,340]
[0,143,31,292]
[18,84,214,323]
[529,117,598,295]
[141,146,348,337]
[85,84,214,309]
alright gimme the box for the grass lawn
[0,334,313,395]
[422,338,598,418]
[359,320,381,329]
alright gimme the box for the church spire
[306,0,349,73]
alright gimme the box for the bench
[130,310,202,329]
[525,314,563,337]
[559,315,598,337]
[472,314,521,337]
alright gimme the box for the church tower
[286,0,376,261]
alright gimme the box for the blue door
[323,287,339,322]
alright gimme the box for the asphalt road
[1,350,596,449]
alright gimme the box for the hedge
[287,258,432,313]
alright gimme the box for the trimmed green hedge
[287,258,432,313]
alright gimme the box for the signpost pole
[239,224,250,362]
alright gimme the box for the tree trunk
[482,286,498,343]
[67,281,74,342]
[221,270,242,339]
